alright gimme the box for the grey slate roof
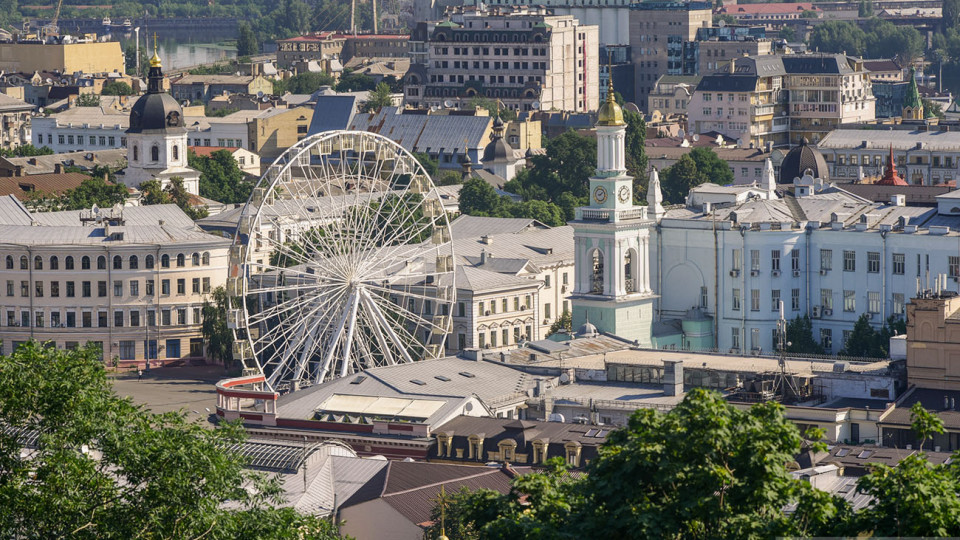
[818,128,960,152]
[450,215,547,239]
[307,95,358,135]
[0,148,127,175]
[350,107,491,155]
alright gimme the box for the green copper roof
[903,67,922,110]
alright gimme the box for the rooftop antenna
[773,300,799,401]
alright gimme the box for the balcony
[576,206,649,223]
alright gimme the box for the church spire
[647,167,664,220]
[762,158,776,198]
[147,33,164,94]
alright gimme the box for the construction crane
[40,0,64,40]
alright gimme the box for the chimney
[54,163,63,174]
[663,359,684,397]
[891,194,905,207]
[479,248,487,264]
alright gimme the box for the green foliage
[100,81,133,96]
[124,45,148,78]
[467,96,518,121]
[839,314,905,358]
[362,82,393,113]
[75,93,101,107]
[548,309,572,336]
[57,176,127,211]
[206,106,240,118]
[714,13,737,25]
[435,170,463,186]
[0,144,54,158]
[910,402,945,451]
[659,148,733,204]
[201,286,234,367]
[424,487,483,540]
[809,19,924,64]
[273,71,335,95]
[624,108,648,201]
[0,342,344,539]
[858,0,874,17]
[799,9,818,18]
[413,152,439,178]
[923,98,945,119]
[188,63,231,75]
[946,0,960,35]
[190,149,256,205]
[503,130,596,215]
[237,21,259,57]
[139,177,208,220]
[779,26,797,42]
[458,178,565,227]
[335,70,377,93]
[785,314,825,355]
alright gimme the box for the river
[108,29,238,70]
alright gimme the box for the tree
[335,70,377,92]
[57,176,128,211]
[660,154,700,204]
[273,71,334,95]
[779,26,797,43]
[201,286,234,367]
[0,342,343,539]
[785,314,825,355]
[467,96,517,121]
[139,179,168,206]
[858,0,874,17]
[458,177,506,217]
[809,20,867,56]
[100,81,133,96]
[504,130,596,203]
[840,313,877,357]
[800,9,818,18]
[624,109,648,201]
[362,82,393,112]
[166,176,208,220]
[509,200,565,227]
[0,144,54,158]
[413,152,439,178]
[236,21,259,57]
[923,98,945,119]
[714,13,737,25]
[548,309,572,336]
[945,0,960,36]
[75,93,101,107]
[190,149,255,205]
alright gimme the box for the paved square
[110,365,230,424]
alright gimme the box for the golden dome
[149,33,162,68]
[596,79,624,126]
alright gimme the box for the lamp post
[134,27,141,76]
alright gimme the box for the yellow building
[0,41,124,75]
[247,106,314,161]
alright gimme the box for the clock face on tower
[593,186,607,204]
[618,185,631,204]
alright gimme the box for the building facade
[0,196,230,365]
[170,74,273,104]
[0,41,125,75]
[817,128,960,186]
[403,7,599,114]
[0,94,33,151]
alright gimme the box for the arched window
[201,252,210,265]
[590,249,604,294]
[81,256,90,270]
[161,254,170,268]
[19,255,27,270]
[172,145,179,161]
[133,145,139,161]
[624,249,637,293]
[34,256,42,270]
[176,253,185,267]
[97,256,106,270]
[146,255,155,269]
[49,256,58,270]
[191,252,200,266]
[129,255,139,269]
[65,256,74,270]
[5,255,12,269]
[113,255,122,270]
[151,145,159,162]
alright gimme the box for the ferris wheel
[226,131,456,391]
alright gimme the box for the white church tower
[569,80,657,346]
[120,42,200,196]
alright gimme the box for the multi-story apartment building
[696,26,774,75]
[689,54,874,149]
[717,2,821,31]
[628,1,712,111]
[818,128,960,186]
[403,7,599,114]
[648,75,700,117]
[275,32,346,68]
[31,106,130,153]
[0,196,230,366]
[0,94,34,151]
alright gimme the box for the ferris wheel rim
[228,130,456,392]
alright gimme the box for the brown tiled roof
[0,172,90,198]
[381,461,499,495]
[189,146,240,157]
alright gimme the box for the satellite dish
[256,90,264,98]
[677,128,685,138]
[531,100,541,110]
[181,100,189,107]
[443,99,454,108]
[45,78,52,84]
[737,138,744,148]
[692,134,700,142]
[718,19,726,28]
[559,372,570,383]
[91,204,100,214]
[38,107,44,114]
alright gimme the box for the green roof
[903,67,922,110]
[436,20,460,28]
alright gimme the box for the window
[191,253,200,266]
[893,293,905,315]
[129,255,138,269]
[151,145,159,161]
[81,256,90,270]
[98,312,107,328]
[791,250,800,271]
[202,252,210,265]
[113,255,122,270]
[732,249,742,271]
[700,286,708,308]
[749,289,759,311]
[65,256,74,270]
[114,311,124,327]
[172,145,179,161]
[82,312,91,328]
[34,281,42,297]
[66,312,75,327]
[49,256,58,270]
[821,328,832,351]
[97,256,106,270]
[5,280,11,296]
[82,281,91,297]
[192,278,200,294]
[843,251,855,272]
[129,280,139,296]
[545,303,552,319]
[732,288,741,311]
[177,308,186,325]
[35,312,43,328]
[868,291,880,314]
[4,255,11,269]
[19,281,26,297]
[868,252,880,273]
[97,281,106,297]
[501,298,508,313]
[162,309,171,326]
[176,254,185,267]
[951,256,960,279]
[32,256,41,270]
[50,281,58,297]
[893,253,905,275]
[821,289,833,310]
[161,254,170,268]
[844,290,856,312]
[749,250,760,272]
[731,327,740,349]
[19,255,27,269]
[771,250,780,271]
[791,288,800,311]
[146,255,155,269]
[544,275,551,288]
[146,280,155,296]
[119,340,136,360]
[161,280,170,295]
[50,312,60,327]
[820,249,832,271]
[147,310,156,326]
[66,281,75,297]
[771,289,781,311]
[114,280,123,296]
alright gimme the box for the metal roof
[350,107,491,155]
[819,128,960,152]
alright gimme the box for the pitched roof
[172,74,255,86]
[188,146,240,157]
[450,215,547,239]
[0,148,127,175]
[0,172,91,198]
[350,107,491,154]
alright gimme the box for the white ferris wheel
[227,131,456,392]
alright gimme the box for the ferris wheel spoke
[360,288,416,365]
[364,281,451,307]
[314,290,357,384]
[357,293,397,367]
[266,291,345,387]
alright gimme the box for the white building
[818,128,960,186]
[31,106,129,153]
[0,195,230,365]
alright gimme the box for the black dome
[779,138,829,183]
[127,63,185,135]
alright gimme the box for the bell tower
[569,79,656,346]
